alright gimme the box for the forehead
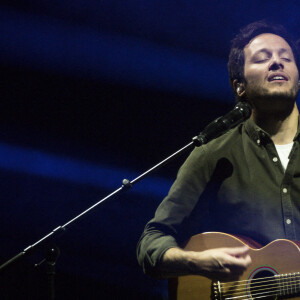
[244,33,293,57]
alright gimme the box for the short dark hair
[228,21,299,101]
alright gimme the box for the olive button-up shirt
[137,118,300,278]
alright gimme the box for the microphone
[193,101,252,146]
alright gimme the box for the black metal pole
[0,102,252,272]
[0,102,251,299]
[45,246,60,300]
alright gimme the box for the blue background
[0,1,299,299]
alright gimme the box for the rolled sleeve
[137,146,211,278]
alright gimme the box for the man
[137,21,300,282]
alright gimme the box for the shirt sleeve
[136,145,212,278]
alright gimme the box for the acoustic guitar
[168,232,300,300]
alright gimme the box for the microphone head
[234,101,252,119]
[193,101,252,146]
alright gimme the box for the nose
[269,56,284,71]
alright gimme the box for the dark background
[0,1,299,299]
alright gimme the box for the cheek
[288,65,299,79]
[295,69,299,82]
[245,71,262,86]
[244,65,262,83]
[244,66,268,88]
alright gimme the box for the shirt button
[256,139,260,145]
[283,188,288,193]
[273,157,278,162]
[286,219,291,225]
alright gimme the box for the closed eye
[255,59,269,63]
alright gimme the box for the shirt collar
[244,118,270,144]
[244,116,300,145]
[294,117,300,141]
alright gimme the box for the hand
[190,246,251,281]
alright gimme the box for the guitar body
[168,232,300,300]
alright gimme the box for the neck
[251,103,299,145]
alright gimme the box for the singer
[137,20,300,282]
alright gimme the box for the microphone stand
[0,102,251,299]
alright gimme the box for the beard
[245,82,299,116]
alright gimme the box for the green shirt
[137,117,300,278]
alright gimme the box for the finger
[224,254,252,269]
[223,246,250,256]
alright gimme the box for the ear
[233,79,246,97]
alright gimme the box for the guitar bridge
[213,281,222,300]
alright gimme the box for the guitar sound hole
[249,270,277,300]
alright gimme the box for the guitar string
[224,291,285,300]
[222,283,299,299]
[221,279,300,289]
[222,280,279,294]
[224,290,281,300]
[221,279,300,296]
[220,276,299,292]
[220,272,300,286]
[223,286,300,300]
[220,278,300,299]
